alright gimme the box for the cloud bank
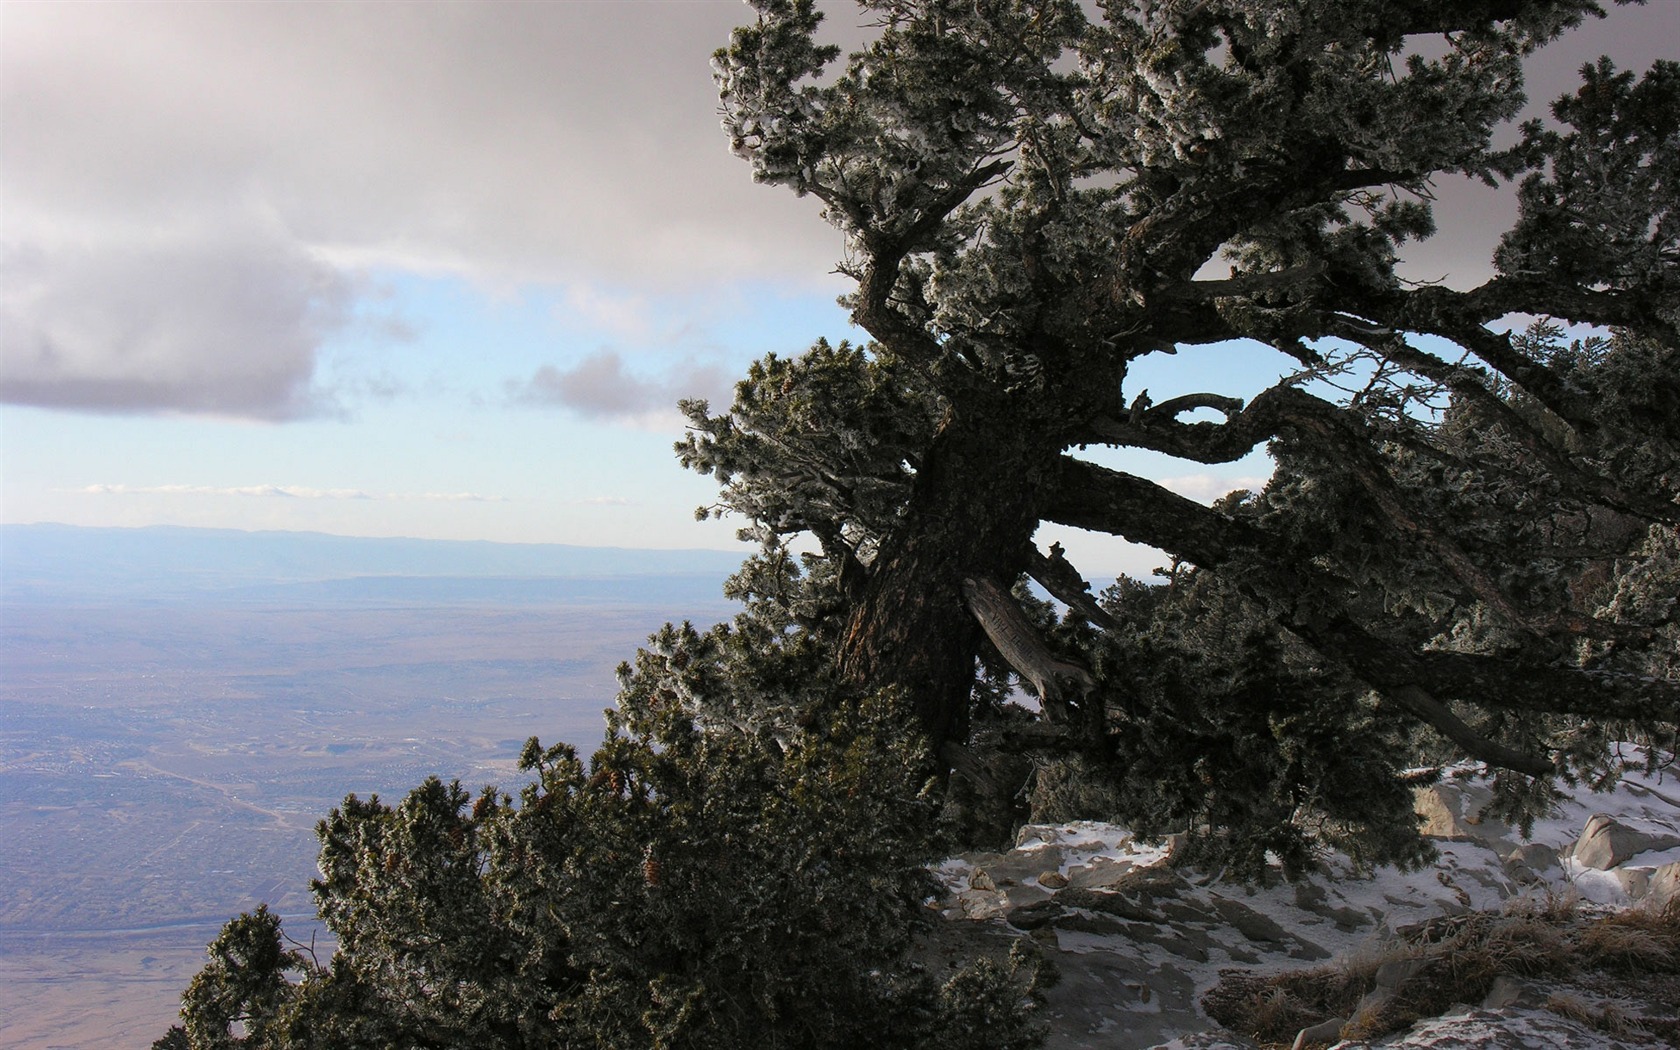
[1,3,839,419]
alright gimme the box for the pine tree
[696,0,1679,849]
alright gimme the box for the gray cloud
[0,3,842,418]
[1,224,350,419]
[509,350,732,425]
[2,3,842,286]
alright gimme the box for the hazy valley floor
[1,590,731,1049]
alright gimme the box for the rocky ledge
[930,749,1680,1049]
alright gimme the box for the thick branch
[852,159,1013,364]
[1043,455,1669,770]
[1410,651,1680,725]
[1083,383,1653,642]
[1047,456,1252,566]
[1260,389,1640,641]
[1156,261,1330,303]
[1387,685,1555,777]
[1377,280,1678,437]
[1025,543,1122,634]
[1084,385,1295,463]
[1461,278,1678,342]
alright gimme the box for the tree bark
[836,403,1058,749]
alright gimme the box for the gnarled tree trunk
[836,403,1059,752]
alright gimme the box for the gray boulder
[1570,813,1680,870]
[1413,780,1519,855]
[1648,861,1680,909]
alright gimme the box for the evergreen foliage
[157,679,1047,1049]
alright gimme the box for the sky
[2,0,1675,579]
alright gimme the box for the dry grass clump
[1577,902,1680,972]
[1203,896,1680,1047]
[1544,991,1644,1039]
[1201,965,1368,1043]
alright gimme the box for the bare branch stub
[962,576,1093,725]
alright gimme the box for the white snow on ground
[933,744,1680,1050]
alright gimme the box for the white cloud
[77,484,505,502]
[3,4,840,287]
[0,221,351,419]
[559,287,660,344]
[575,496,634,507]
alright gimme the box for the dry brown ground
[1,931,207,1050]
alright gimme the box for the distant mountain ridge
[0,523,746,604]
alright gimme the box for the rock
[1571,813,1680,870]
[1051,865,1193,924]
[1039,870,1070,889]
[1151,1035,1261,1050]
[1615,867,1651,900]
[1005,899,1061,931]
[1293,882,1374,929]
[1648,862,1680,909]
[1056,886,1164,923]
[1413,780,1520,855]
[1503,860,1542,886]
[1506,842,1559,872]
[1052,911,1129,937]
[1036,940,1203,1050]
[1329,1006,1662,1049]
[1111,863,1192,898]
[1208,897,1290,944]
[1015,824,1102,852]
[958,889,1007,921]
[1352,957,1431,1020]
[1481,975,1549,1010]
[1503,842,1561,885]
[1006,881,1056,908]
[1117,921,1211,962]
[1066,855,1135,889]
[1290,1016,1344,1050]
[1373,957,1430,990]
[1015,824,1063,848]
[1157,897,1222,926]
[1415,782,1476,838]
[979,846,1067,887]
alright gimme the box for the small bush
[156,683,1051,1050]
